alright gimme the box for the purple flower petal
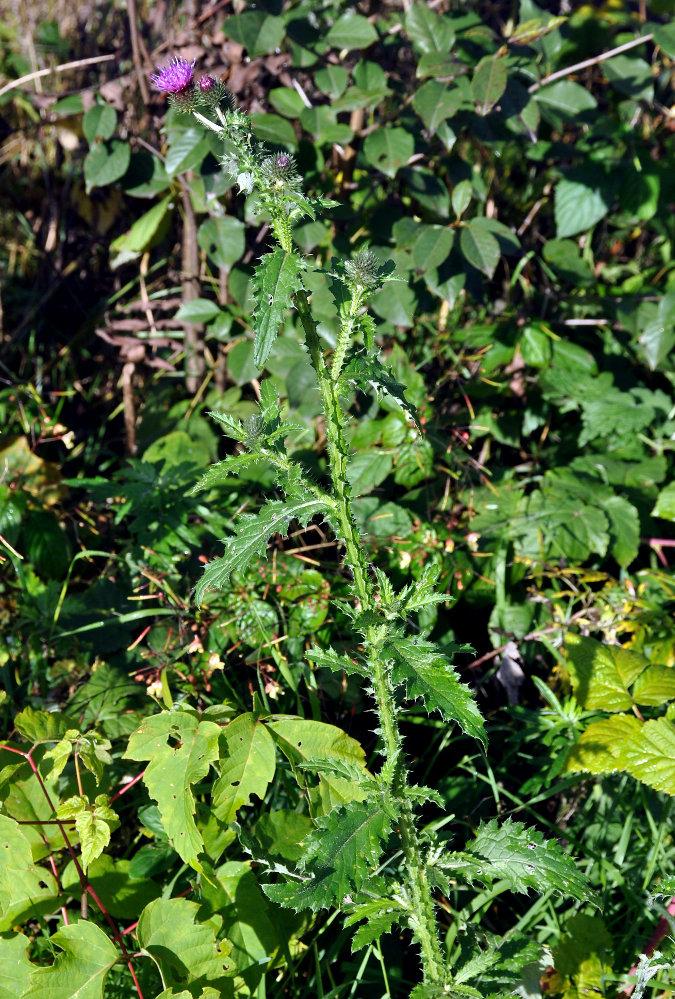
[150,57,196,94]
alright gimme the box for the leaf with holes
[469,819,592,901]
[386,637,486,748]
[212,713,276,826]
[252,248,305,368]
[23,921,118,999]
[124,710,221,868]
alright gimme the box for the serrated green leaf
[398,563,453,614]
[137,897,234,989]
[252,248,305,368]
[195,498,328,603]
[565,634,648,711]
[75,809,112,872]
[123,710,221,868]
[564,714,643,777]
[470,818,592,901]
[14,707,75,743]
[344,897,407,950]
[340,351,421,431]
[604,495,640,567]
[306,645,367,677]
[264,870,336,912]
[653,482,675,521]
[212,713,276,826]
[23,921,118,999]
[632,665,675,706]
[618,718,675,794]
[386,637,486,748]
[0,933,32,999]
[0,814,59,931]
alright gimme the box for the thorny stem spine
[293,289,447,985]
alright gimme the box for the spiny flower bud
[261,152,301,190]
[345,249,381,291]
[197,75,233,110]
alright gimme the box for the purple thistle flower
[150,57,196,94]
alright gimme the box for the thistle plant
[155,65,593,997]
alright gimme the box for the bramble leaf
[137,897,234,991]
[252,248,305,368]
[0,814,59,931]
[124,710,221,868]
[565,634,648,711]
[469,818,593,901]
[23,921,118,999]
[195,498,328,602]
[386,637,486,748]
[0,933,33,999]
[565,715,675,795]
[212,713,276,826]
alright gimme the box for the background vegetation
[2,1,675,997]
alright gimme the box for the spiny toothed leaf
[266,796,393,911]
[191,452,269,493]
[205,411,248,442]
[405,783,444,807]
[469,818,593,902]
[252,248,305,368]
[340,351,422,431]
[386,636,486,749]
[343,897,408,950]
[195,498,327,602]
[212,712,276,826]
[298,757,376,789]
[123,710,221,869]
[398,563,457,615]
[306,645,368,677]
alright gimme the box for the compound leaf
[212,713,276,826]
[195,498,327,602]
[470,818,592,901]
[252,248,305,368]
[386,637,486,748]
[124,710,221,868]
[23,921,118,999]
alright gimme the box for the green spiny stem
[295,288,447,986]
[331,290,363,382]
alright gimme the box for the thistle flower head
[345,249,381,291]
[149,57,196,94]
[261,152,301,190]
[199,75,216,92]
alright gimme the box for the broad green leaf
[565,634,648,711]
[254,810,314,862]
[23,921,118,999]
[405,2,455,53]
[619,718,675,794]
[470,818,592,901]
[195,498,328,602]
[412,226,454,271]
[225,10,284,56]
[363,127,414,179]
[652,482,675,520]
[14,706,74,743]
[632,665,675,706]
[386,637,486,748]
[347,450,393,496]
[61,855,161,920]
[110,195,173,256]
[315,65,349,100]
[460,220,501,278]
[452,179,472,219]
[638,320,675,371]
[83,103,116,145]
[564,714,643,777]
[175,298,222,324]
[124,710,221,867]
[326,12,377,49]
[251,249,305,368]
[472,55,508,113]
[197,216,245,269]
[212,713,276,825]
[412,81,462,133]
[268,86,306,118]
[0,934,32,999]
[604,496,640,567]
[305,645,367,677]
[534,80,597,115]
[604,54,653,102]
[344,898,407,950]
[654,22,675,58]
[555,173,611,238]
[515,491,609,563]
[84,139,130,193]
[137,897,234,990]
[0,814,59,931]
[165,127,209,176]
[509,16,566,45]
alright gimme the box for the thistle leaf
[469,818,593,901]
[386,637,486,748]
[195,498,327,602]
[340,351,422,431]
[306,645,367,677]
[252,248,305,368]
[343,897,407,950]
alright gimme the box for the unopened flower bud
[345,249,381,291]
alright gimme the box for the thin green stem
[295,288,447,987]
